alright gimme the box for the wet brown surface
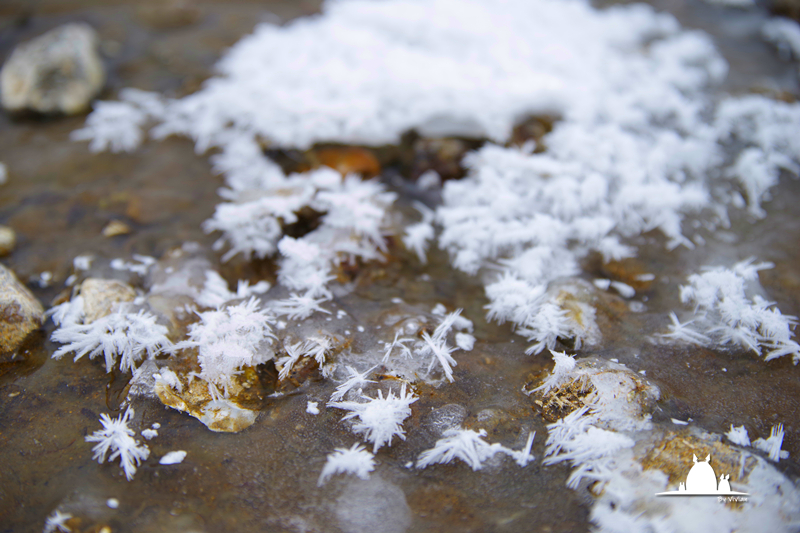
[0,0,799,532]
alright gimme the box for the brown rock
[601,258,655,292]
[0,264,44,353]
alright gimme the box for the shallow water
[0,1,799,532]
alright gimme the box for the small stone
[314,146,381,177]
[102,220,132,237]
[137,0,202,30]
[1,23,105,115]
[0,226,16,256]
[0,264,44,354]
[154,370,260,433]
[80,278,136,323]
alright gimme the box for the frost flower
[671,258,800,363]
[177,297,276,392]
[318,443,376,485]
[43,510,72,533]
[329,384,417,452]
[51,305,172,374]
[85,408,150,481]
[753,424,789,462]
[417,428,535,471]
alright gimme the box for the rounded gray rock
[1,23,105,115]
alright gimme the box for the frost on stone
[329,384,417,453]
[669,258,800,363]
[43,510,72,533]
[543,407,635,489]
[50,296,172,374]
[726,424,751,447]
[753,424,789,462]
[529,353,658,432]
[85,407,150,481]
[416,428,535,471]
[318,443,376,485]
[484,276,601,355]
[176,297,276,393]
[530,350,576,395]
[204,166,396,309]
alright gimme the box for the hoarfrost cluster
[666,258,800,363]
[318,443,376,485]
[175,297,276,393]
[381,307,475,383]
[416,428,535,471]
[329,383,417,453]
[50,296,172,374]
[85,408,150,481]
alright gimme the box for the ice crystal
[673,258,800,362]
[43,510,72,533]
[753,424,789,462]
[416,428,535,471]
[726,424,751,447]
[329,365,377,402]
[195,270,270,309]
[329,384,417,452]
[543,407,635,489]
[276,340,308,381]
[85,408,150,481]
[159,450,187,465]
[531,350,577,395]
[318,443,376,485]
[763,17,800,61]
[270,293,331,321]
[402,202,435,263]
[71,89,165,153]
[51,298,172,374]
[176,297,276,391]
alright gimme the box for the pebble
[0,23,105,115]
[80,278,136,323]
[0,226,15,256]
[102,220,132,237]
[0,264,44,354]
